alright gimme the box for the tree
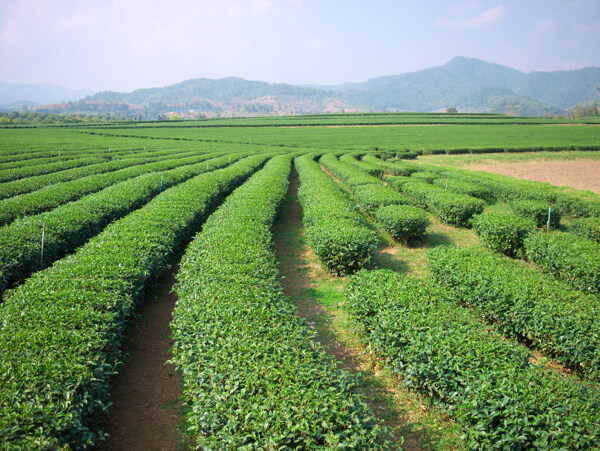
[446,107,458,114]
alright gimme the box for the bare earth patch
[467,160,600,194]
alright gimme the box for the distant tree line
[0,111,127,125]
[569,101,599,118]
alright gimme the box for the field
[0,113,599,449]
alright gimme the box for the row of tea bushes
[0,152,222,226]
[471,212,536,257]
[400,181,484,227]
[296,154,378,275]
[435,166,600,218]
[374,205,429,244]
[319,155,430,242]
[428,246,600,380]
[0,148,201,200]
[339,153,384,178]
[369,154,600,218]
[525,231,600,294]
[171,155,390,449]
[0,154,108,183]
[0,155,267,448]
[362,154,421,176]
[511,199,561,228]
[0,153,245,296]
[345,269,600,449]
[320,154,408,211]
[571,216,600,242]
[431,177,494,201]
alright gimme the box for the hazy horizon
[1,0,599,93]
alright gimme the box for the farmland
[0,113,599,449]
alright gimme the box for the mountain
[17,57,600,118]
[0,83,92,106]
[336,57,600,113]
[81,78,358,117]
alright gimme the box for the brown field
[467,160,600,194]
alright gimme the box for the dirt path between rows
[467,160,600,194]
[271,166,421,449]
[96,264,184,450]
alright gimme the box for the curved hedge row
[0,149,201,200]
[428,246,600,380]
[374,204,429,244]
[401,181,484,227]
[525,231,600,294]
[511,199,561,228]
[0,155,108,183]
[171,155,389,448]
[472,212,536,257]
[362,154,421,176]
[296,154,378,275]
[339,153,384,178]
[0,155,267,448]
[0,152,219,226]
[432,176,494,201]
[0,153,245,296]
[320,154,407,213]
[345,269,600,449]
[571,217,600,242]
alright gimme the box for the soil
[467,160,600,194]
[95,264,184,451]
[271,167,420,449]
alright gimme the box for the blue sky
[1,0,599,92]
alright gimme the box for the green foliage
[0,156,267,447]
[345,269,600,448]
[362,154,420,175]
[339,153,384,178]
[383,175,412,191]
[0,152,220,226]
[525,231,600,294]
[375,204,429,243]
[296,155,378,275]
[571,217,600,242]
[352,183,408,212]
[0,153,238,295]
[432,176,494,201]
[171,156,390,448]
[429,246,600,380]
[510,199,561,228]
[472,212,536,257]
[409,171,437,183]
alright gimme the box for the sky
[1,0,599,93]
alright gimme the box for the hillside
[84,78,357,117]
[335,57,600,113]
[7,57,600,118]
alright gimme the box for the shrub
[171,156,389,448]
[297,155,378,275]
[427,190,484,227]
[525,231,600,294]
[352,184,408,212]
[375,204,429,243]
[570,217,600,242]
[410,171,437,183]
[429,245,600,380]
[432,177,494,201]
[345,269,600,449]
[472,212,536,257]
[0,155,268,448]
[511,199,561,228]
[384,175,412,191]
